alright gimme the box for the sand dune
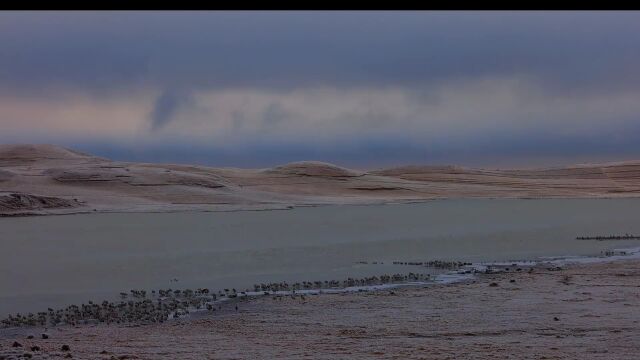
[1,144,640,215]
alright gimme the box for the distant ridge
[1,144,639,216]
[267,161,364,177]
[0,144,95,160]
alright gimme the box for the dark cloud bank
[2,11,639,93]
[1,11,640,167]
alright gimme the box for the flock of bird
[601,249,628,256]
[3,257,564,329]
[2,291,208,328]
[391,260,473,269]
[0,269,445,329]
[252,272,431,292]
[576,234,640,240]
[355,260,472,269]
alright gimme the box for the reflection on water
[2,198,640,314]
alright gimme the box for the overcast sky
[1,11,640,168]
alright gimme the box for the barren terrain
[2,144,640,216]
[1,259,638,359]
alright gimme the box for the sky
[1,11,640,169]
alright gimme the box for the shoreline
[2,245,639,326]
[2,243,638,317]
[1,257,639,359]
[4,194,640,218]
[2,244,639,323]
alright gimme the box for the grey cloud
[262,102,291,126]
[48,122,640,169]
[231,110,251,133]
[1,11,639,97]
[3,11,640,168]
[149,89,193,131]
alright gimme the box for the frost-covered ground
[2,258,639,359]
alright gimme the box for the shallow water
[2,198,640,315]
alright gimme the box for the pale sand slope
[1,260,639,359]
[2,144,640,215]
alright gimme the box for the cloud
[262,102,291,127]
[1,12,640,166]
[149,89,193,131]
[0,11,639,96]
[138,77,640,146]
